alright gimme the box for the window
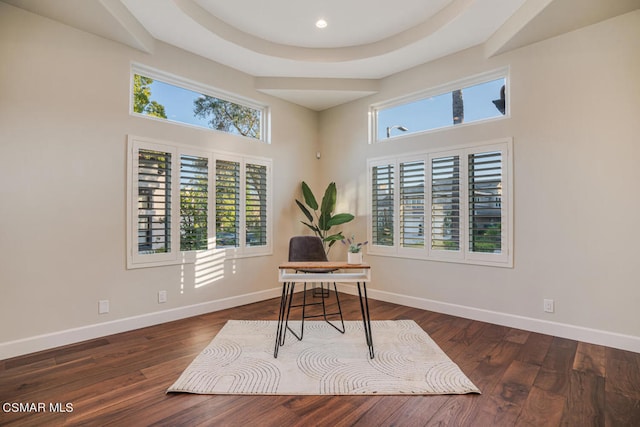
[371,69,508,142]
[127,136,272,269]
[213,157,270,251]
[131,64,269,143]
[367,138,512,267]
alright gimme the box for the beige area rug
[167,319,480,395]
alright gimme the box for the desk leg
[274,281,293,358]
[285,282,304,341]
[357,282,375,359]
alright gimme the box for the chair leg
[320,282,345,334]
[287,281,344,341]
[313,283,329,298]
[285,282,307,341]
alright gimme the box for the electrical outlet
[99,299,109,314]
[158,290,167,303]
[543,299,554,313]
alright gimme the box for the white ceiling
[4,0,639,110]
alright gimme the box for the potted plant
[296,181,354,254]
[342,235,367,264]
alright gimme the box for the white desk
[274,262,374,359]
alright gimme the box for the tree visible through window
[131,67,265,141]
[194,96,260,139]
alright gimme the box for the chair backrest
[288,236,328,262]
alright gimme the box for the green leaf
[327,213,354,226]
[301,221,320,235]
[301,182,318,210]
[295,199,313,223]
[327,234,345,248]
[318,212,331,231]
[320,182,336,216]
[324,233,345,242]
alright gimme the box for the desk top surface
[278,261,370,270]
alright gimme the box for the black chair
[284,236,345,341]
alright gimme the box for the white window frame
[367,138,513,268]
[127,135,273,269]
[369,68,510,143]
[130,63,271,143]
[212,153,273,259]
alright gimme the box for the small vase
[347,252,363,265]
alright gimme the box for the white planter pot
[347,252,363,264]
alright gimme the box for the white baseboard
[336,284,640,354]
[0,288,281,360]
[3,284,639,360]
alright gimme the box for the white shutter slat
[245,163,268,247]
[400,160,425,248]
[431,155,461,252]
[137,149,172,254]
[468,151,502,254]
[216,159,240,248]
[371,164,394,246]
[180,154,209,251]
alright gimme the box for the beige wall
[0,3,318,349]
[320,10,640,345]
[1,3,639,356]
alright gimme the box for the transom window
[131,64,269,143]
[371,69,508,142]
[368,138,513,267]
[127,136,272,269]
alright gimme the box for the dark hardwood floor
[1,292,639,426]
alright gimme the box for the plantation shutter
[399,160,425,248]
[468,151,502,254]
[371,164,395,246]
[137,149,172,254]
[245,163,268,247]
[431,155,461,251]
[180,155,208,251]
[215,159,240,248]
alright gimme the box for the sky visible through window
[140,73,503,141]
[377,78,506,140]
[147,79,211,128]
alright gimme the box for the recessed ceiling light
[315,19,328,29]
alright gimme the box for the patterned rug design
[167,320,480,395]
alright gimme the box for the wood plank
[471,360,540,426]
[504,328,530,345]
[516,332,553,366]
[605,389,640,426]
[573,342,606,377]
[517,386,566,425]
[533,337,578,396]
[560,370,605,426]
[605,354,640,401]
